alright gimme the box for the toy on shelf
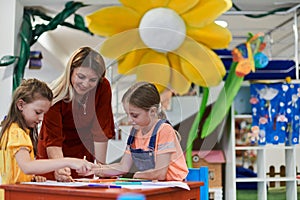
[235,118,253,146]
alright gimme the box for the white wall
[0,0,21,121]
[0,1,106,120]
[0,2,64,120]
[24,42,64,83]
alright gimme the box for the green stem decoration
[186,87,209,168]
[13,12,32,89]
[185,33,267,166]
[0,1,92,91]
[201,62,243,138]
[201,32,267,138]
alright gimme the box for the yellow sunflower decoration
[86,0,232,94]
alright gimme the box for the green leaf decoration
[201,32,265,138]
[201,62,243,138]
[9,1,92,91]
[13,12,32,89]
[74,14,85,29]
[32,2,87,43]
[0,56,18,66]
[185,87,209,168]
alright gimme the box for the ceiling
[222,0,300,60]
[22,0,300,64]
[19,0,300,119]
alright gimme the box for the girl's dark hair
[0,78,53,153]
[123,82,181,139]
[122,82,166,119]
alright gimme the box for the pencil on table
[69,176,75,182]
[93,159,97,179]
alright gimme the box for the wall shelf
[225,83,300,200]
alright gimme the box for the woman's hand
[54,167,73,182]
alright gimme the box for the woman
[37,47,115,181]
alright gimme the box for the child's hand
[68,158,93,174]
[78,164,102,176]
[91,164,104,177]
[78,170,94,177]
[31,175,47,182]
[34,175,47,182]
[133,171,143,179]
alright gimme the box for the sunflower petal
[136,51,170,93]
[167,0,199,15]
[180,58,206,86]
[120,0,168,15]
[175,38,226,87]
[187,23,232,49]
[100,29,146,59]
[167,53,191,95]
[182,0,232,27]
[86,6,140,37]
[117,49,148,75]
[149,0,169,7]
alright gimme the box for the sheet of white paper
[121,181,190,190]
[142,181,190,190]
[120,185,170,189]
[21,180,190,190]
[21,180,90,187]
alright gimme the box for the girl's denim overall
[127,119,166,171]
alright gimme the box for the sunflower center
[139,8,186,53]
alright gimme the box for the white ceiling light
[215,20,228,28]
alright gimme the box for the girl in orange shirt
[0,79,93,184]
[88,82,188,181]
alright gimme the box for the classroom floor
[236,187,300,200]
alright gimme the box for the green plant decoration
[186,32,268,167]
[0,1,92,91]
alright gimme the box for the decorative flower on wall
[86,0,232,94]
